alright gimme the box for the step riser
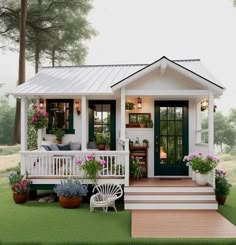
[125,195,216,201]
[125,203,218,210]
[124,187,214,193]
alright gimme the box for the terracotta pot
[97,144,105,150]
[216,196,227,205]
[13,192,27,204]
[195,172,208,186]
[59,196,82,208]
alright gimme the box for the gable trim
[111,56,224,92]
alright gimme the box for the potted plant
[95,133,107,150]
[142,139,149,147]
[76,154,106,184]
[8,170,31,204]
[183,152,219,185]
[125,101,135,110]
[54,178,88,208]
[130,158,144,180]
[139,115,148,128]
[53,128,65,144]
[215,169,232,205]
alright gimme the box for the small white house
[9,56,224,210]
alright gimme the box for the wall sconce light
[137,97,142,109]
[201,99,208,111]
[74,100,81,115]
[39,98,44,109]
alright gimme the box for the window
[46,99,75,134]
[89,101,116,150]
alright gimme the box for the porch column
[120,87,126,140]
[196,101,201,144]
[81,96,87,150]
[20,97,27,175]
[20,97,28,151]
[208,90,214,153]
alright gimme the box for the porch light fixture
[137,97,142,109]
[201,99,208,111]
[74,100,81,116]
[39,98,44,109]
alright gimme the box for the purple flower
[100,160,106,165]
[86,154,94,161]
[76,159,83,165]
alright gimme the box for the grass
[0,176,236,244]
[0,145,20,156]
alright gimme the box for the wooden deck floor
[130,178,205,187]
[132,210,236,238]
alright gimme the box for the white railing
[196,129,208,145]
[20,150,129,182]
[207,169,215,188]
[118,138,130,186]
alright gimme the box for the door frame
[154,100,189,176]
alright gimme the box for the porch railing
[196,129,208,145]
[21,150,129,183]
[21,139,130,185]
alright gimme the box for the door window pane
[160,107,167,120]
[168,107,175,120]
[176,107,183,120]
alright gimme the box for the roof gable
[111,56,224,93]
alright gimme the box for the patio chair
[90,183,123,212]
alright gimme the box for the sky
[0,0,236,113]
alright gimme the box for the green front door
[154,101,189,176]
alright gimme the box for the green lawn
[1,175,236,244]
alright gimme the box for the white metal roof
[8,56,224,97]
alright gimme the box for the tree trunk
[52,47,55,67]
[13,0,27,144]
[35,41,39,73]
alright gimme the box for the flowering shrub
[54,178,88,197]
[183,152,219,174]
[29,104,48,130]
[215,169,232,197]
[8,170,31,193]
[76,154,106,183]
[11,179,32,193]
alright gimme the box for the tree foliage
[0,0,96,72]
[0,97,15,145]
[202,111,236,151]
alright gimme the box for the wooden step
[125,191,215,195]
[125,200,217,204]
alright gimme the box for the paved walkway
[132,210,236,238]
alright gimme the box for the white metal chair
[90,183,123,212]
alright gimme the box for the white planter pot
[192,170,196,181]
[195,172,208,186]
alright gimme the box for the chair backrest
[92,183,123,199]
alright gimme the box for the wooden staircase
[124,179,218,210]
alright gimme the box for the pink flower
[86,154,94,161]
[100,160,106,165]
[32,104,37,109]
[76,159,83,165]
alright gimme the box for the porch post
[120,87,126,140]
[20,97,27,151]
[196,101,201,144]
[20,97,27,175]
[208,90,214,153]
[81,96,87,150]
